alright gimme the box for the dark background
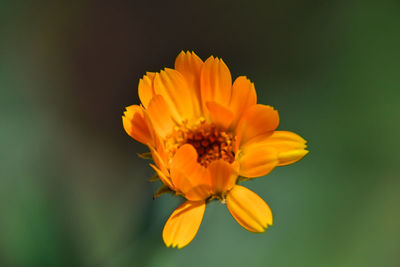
[1,1,400,266]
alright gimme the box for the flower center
[166,119,236,167]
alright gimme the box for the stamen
[166,119,235,167]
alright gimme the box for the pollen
[166,119,235,167]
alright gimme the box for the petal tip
[162,201,205,249]
[278,149,309,166]
[226,185,273,233]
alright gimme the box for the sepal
[138,152,153,160]
[153,184,174,199]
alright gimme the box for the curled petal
[206,101,234,130]
[238,143,278,178]
[122,105,152,145]
[171,144,198,171]
[163,201,206,249]
[171,144,211,201]
[236,104,279,147]
[226,185,273,233]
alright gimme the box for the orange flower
[122,51,308,248]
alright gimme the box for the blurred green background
[1,0,400,266]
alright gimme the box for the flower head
[123,51,308,248]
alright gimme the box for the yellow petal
[278,150,309,166]
[207,159,237,194]
[229,76,257,128]
[171,144,211,201]
[206,101,234,130]
[122,105,152,145]
[200,56,232,111]
[236,104,279,147]
[146,95,175,138]
[174,51,203,116]
[238,142,278,178]
[226,185,273,233]
[255,131,308,166]
[138,72,156,108]
[153,68,195,122]
[163,200,206,249]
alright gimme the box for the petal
[138,72,156,108]
[146,95,175,138]
[207,159,237,194]
[229,76,257,128]
[260,131,308,166]
[174,51,203,115]
[122,105,152,145]
[278,150,309,166]
[236,104,279,147]
[206,101,234,130]
[171,144,211,201]
[150,164,174,189]
[153,68,195,122]
[238,143,279,178]
[163,200,206,249]
[200,56,232,110]
[226,185,273,233]
[149,144,169,176]
[175,51,203,85]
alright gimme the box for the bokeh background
[1,0,400,266]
